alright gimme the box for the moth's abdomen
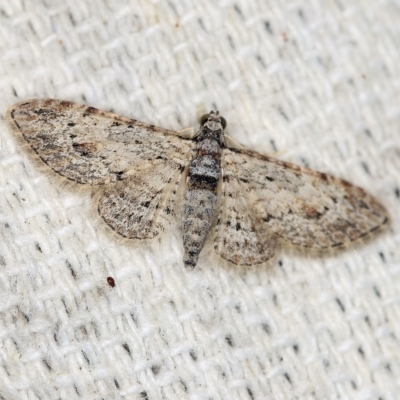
[183,188,218,268]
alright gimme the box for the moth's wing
[8,99,195,239]
[213,177,277,265]
[7,99,195,185]
[215,148,388,264]
[98,160,184,239]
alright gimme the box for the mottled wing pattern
[215,148,388,264]
[7,99,194,185]
[8,99,195,239]
[213,180,277,265]
[98,160,184,239]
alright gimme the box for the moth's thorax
[195,113,225,154]
[197,137,222,158]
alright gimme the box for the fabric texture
[0,1,399,399]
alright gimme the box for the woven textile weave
[0,1,399,399]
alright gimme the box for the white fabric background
[0,1,399,399]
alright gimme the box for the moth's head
[200,111,227,132]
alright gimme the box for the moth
[7,99,388,268]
